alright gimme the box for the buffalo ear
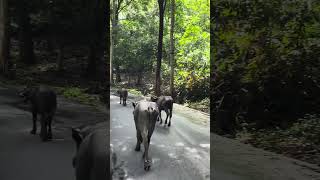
[72,128,83,147]
[132,102,136,108]
[151,96,158,102]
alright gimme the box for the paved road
[110,95,210,180]
[212,131,320,180]
[0,85,107,180]
[3,84,318,180]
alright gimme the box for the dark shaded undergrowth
[237,114,320,166]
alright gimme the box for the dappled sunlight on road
[200,143,210,149]
[175,142,185,147]
[110,94,210,180]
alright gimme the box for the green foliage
[128,88,143,96]
[113,1,157,72]
[288,114,320,144]
[60,87,99,106]
[213,0,320,128]
[62,87,83,98]
[168,0,210,102]
[186,97,209,113]
[113,0,209,104]
[245,114,320,165]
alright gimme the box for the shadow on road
[154,123,170,135]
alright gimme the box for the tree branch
[118,0,134,13]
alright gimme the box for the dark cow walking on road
[151,96,173,126]
[19,85,57,141]
[132,101,159,171]
[117,88,128,106]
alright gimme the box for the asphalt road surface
[212,133,320,180]
[0,85,107,180]
[3,84,319,180]
[110,95,210,180]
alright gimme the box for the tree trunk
[111,0,133,85]
[169,0,175,98]
[155,0,166,96]
[137,73,142,85]
[57,44,64,72]
[111,0,118,84]
[87,43,97,76]
[17,0,35,65]
[110,21,113,84]
[111,0,122,85]
[86,0,108,82]
[0,0,5,73]
[128,73,131,86]
[210,0,215,132]
[110,0,115,85]
[115,65,121,82]
[46,37,54,53]
[105,0,110,110]
[0,0,9,75]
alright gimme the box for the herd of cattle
[117,88,174,170]
[18,85,174,179]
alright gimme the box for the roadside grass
[128,89,143,96]
[0,77,101,107]
[54,87,100,106]
[238,114,320,166]
[185,98,210,113]
[111,86,144,97]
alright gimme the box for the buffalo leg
[168,109,172,127]
[47,115,53,139]
[164,108,169,125]
[142,134,151,171]
[135,131,142,151]
[30,111,37,134]
[159,110,163,124]
[40,115,48,141]
[120,96,122,104]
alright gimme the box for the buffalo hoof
[41,136,48,142]
[30,129,36,135]
[168,122,171,127]
[47,133,52,140]
[40,133,48,142]
[144,165,150,171]
[135,146,140,151]
[144,160,152,171]
[165,121,167,124]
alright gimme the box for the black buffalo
[19,85,57,141]
[117,88,128,106]
[151,96,173,126]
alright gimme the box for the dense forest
[0,0,110,105]
[111,0,210,111]
[0,0,109,83]
[212,0,320,165]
